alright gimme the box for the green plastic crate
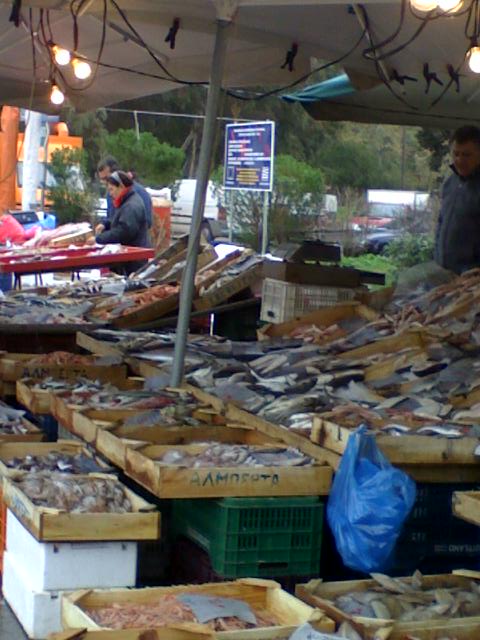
[171,496,323,578]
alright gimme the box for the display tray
[2,472,160,542]
[0,415,42,443]
[17,378,57,414]
[0,353,127,384]
[76,331,124,357]
[312,416,480,467]
[96,424,280,476]
[0,440,110,478]
[257,301,377,340]
[296,572,480,640]
[453,491,480,526]
[124,442,332,499]
[193,262,262,311]
[50,628,215,640]
[61,578,334,638]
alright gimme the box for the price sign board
[224,121,275,191]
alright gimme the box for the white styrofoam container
[6,510,138,591]
[2,550,63,639]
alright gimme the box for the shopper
[96,171,149,274]
[97,156,153,228]
[434,125,480,274]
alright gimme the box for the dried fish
[157,444,312,468]
[6,451,111,474]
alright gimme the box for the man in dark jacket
[435,126,480,274]
[97,156,153,228]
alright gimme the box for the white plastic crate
[260,277,358,324]
[6,509,137,591]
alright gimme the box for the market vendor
[96,156,152,229]
[96,170,150,274]
[434,125,480,274]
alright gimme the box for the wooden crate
[0,353,127,385]
[50,629,215,640]
[184,384,340,469]
[257,301,377,341]
[96,423,274,470]
[193,262,262,312]
[124,442,332,499]
[112,294,180,329]
[296,573,480,640]
[0,415,42,443]
[61,578,335,637]
[311,417,480,468]
[16,378,53,414]
[2,473,160,542]
[338,328,431,361]
[0,440,110,478]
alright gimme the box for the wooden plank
[193,263,262,311]
[61,579,334,637]
[76,332,124,357]
[2,473,160,542]
[125,447,333,498]
[452,491,480,526]
[402,465,480,483]
[0,353,127,385]
[338,329,431,361]
[296,574,480,640]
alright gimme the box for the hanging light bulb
[72,58,92,80]
[438,0,463,10]
[51,45,71,66]
[50,84,65,105]
[468,44,480,73]
[410,0,438,9]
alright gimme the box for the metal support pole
[261,190,269,254]
[170,19,231,386]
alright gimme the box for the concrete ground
[0,599,28,639]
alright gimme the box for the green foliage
[341,253,398,287]
[105,129,184,187]
[416,128,451,173]
[62,108,108,180]
[217,154,325,249]
[384,233,434,267]
[47,147,95,225]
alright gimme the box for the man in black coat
[435,126,480,274]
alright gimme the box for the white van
[171,179,227,238]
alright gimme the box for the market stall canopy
[283,73,480,129]
[1,1,479,116]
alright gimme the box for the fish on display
[14,472,132,513]
[158,444,313,468]
[6,451,111,474]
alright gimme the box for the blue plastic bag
[327,425,416,573]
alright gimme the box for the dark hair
[107,170,133,188]
[451,126,480,147]
[97,156,119,173]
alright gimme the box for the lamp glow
[468,46,480,73]
[72,58,92,80]
[410,0,438,9]
[52,45,71,66]
[50,84,65,105]
[438,0,463,10]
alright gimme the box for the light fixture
[72,57,92,80]
[468,43,480,73]
[51,45,71,66]
[50,83,65,105]
[437,0,463,10]
[410,0,437,10]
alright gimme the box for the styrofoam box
[6,509,138,591]
[2,550,63,639]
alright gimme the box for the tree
[105,129,184,187]
[219,154,325,249]
[62,108,108,179]
[47,147,95,225]
[416,128,451,173]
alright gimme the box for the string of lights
[15,0,480,111]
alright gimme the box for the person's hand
[95,223,105,234]
[85,236,96,246]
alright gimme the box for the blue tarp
[282,74,355,104]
